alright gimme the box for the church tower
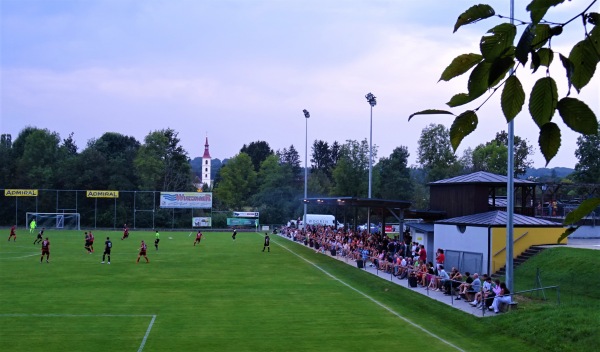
[202,137,212,188]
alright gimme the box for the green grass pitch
[1,229,529,352]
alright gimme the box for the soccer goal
[26,213,81,230]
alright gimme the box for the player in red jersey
[136,240,149,263]
[8,225,16,242]
[41,237,50,263]
[88,231,95,252]
[193,230,203,246]
[84,232,92,254]
[122,224,129,240]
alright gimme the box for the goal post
[26,213,81,230]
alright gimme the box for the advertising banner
[192,217,212,227]
[233,211,259,218]
[227,218,259,226]
[4,189,38,196]
[160,192,212,209]
[86,190,119,198]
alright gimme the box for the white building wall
[434,224,490,274]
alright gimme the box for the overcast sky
[1,0,598,169]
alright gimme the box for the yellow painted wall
[490,226,566,273]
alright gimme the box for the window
[205,160,208,164]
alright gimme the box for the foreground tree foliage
[410,1,599,239]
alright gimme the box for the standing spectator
[435,248,445,270]
[418,244,427,263]
[136,240,149,263]
[40,237,50,263]
[8,225,17,242]
[101,237,112,264]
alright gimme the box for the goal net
[26,213,81,230]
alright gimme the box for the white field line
[0,253,40,260]
[266,234,465,352]
[0,313,157,352]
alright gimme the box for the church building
[201,137,212,188]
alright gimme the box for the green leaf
[557,226,577,244]
[408,109,455,121]
[480,23,516,61]
[501,75,525,122]
[526,0,565,24]
[538,122,561,165]
[564,198,600,225]
[449,110,478,151]
[439,53,483,82]
[557,97,599,135]
[529,77,558,127]
[532,24,551,50]
[569,26,600,92]
[453,4,495,33]
[536,48,554,68]
[446,93,478,107]
[515,24,536,65]
[559,53,574,96]
[531,50,541,73]
[468,61,492,99]
[488,56,514,87]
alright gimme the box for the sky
[1,0,598,169]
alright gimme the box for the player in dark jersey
[136,240,149,263]
[231,228,237,242]
[41,237,50,263]
[122,224,129,240]
[33,228,45,245]
[101,237,112,264]
[8,225,16,242]
[193,230,203,246]
[262,233,270,252]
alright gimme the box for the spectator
[490,282,512,313]
[435,248,445,270]
[470,275,493,308]
[455,272,473,300]
[434,265,449,292]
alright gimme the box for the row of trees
[1,122,598,227]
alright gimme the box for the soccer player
[30,219,37,234]
[136,240,149,263]
[122,224,129,240]
[8,225,16,242]
[101,237,112,264]
[84,232,92,254]
[40,237,50,263]
[231,228,237,242]
[262,233,270,252]
[193,230,203,246]
[154,230,160,250]
[33,227,45,245]
[89,231,95,253]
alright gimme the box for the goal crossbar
[26,212,81,231]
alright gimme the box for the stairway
[492,245,546,278]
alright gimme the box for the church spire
[202,137,211,158]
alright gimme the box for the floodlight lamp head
[365,92,377,107]
[303,109,310,118]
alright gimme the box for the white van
[288,214,343,229]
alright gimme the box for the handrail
[494,231,528,257]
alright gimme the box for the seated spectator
[434,265,449,291]
[470,275,492,307]
[443,267,462,294]
[459,273,480,301]
[455,272,472,300]
[490,282,512,313]
[422,262,435,287]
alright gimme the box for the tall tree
[213,153,256,209]
[493,131,534,177]
[374,146,413,200]
[472,141,508,175]
[277,144,301,179]
[331,139,372,197]
[14,128,62,188]
[240,141,273,172]
[252,154,296,224]
[135,129,192,191]
[573,126,600,183]
[416,124,461,181]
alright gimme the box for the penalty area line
[271,237,466,352]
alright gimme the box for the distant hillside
[523,167,573,180]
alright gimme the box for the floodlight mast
[302,109,310,233]
[365,93,376,233]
